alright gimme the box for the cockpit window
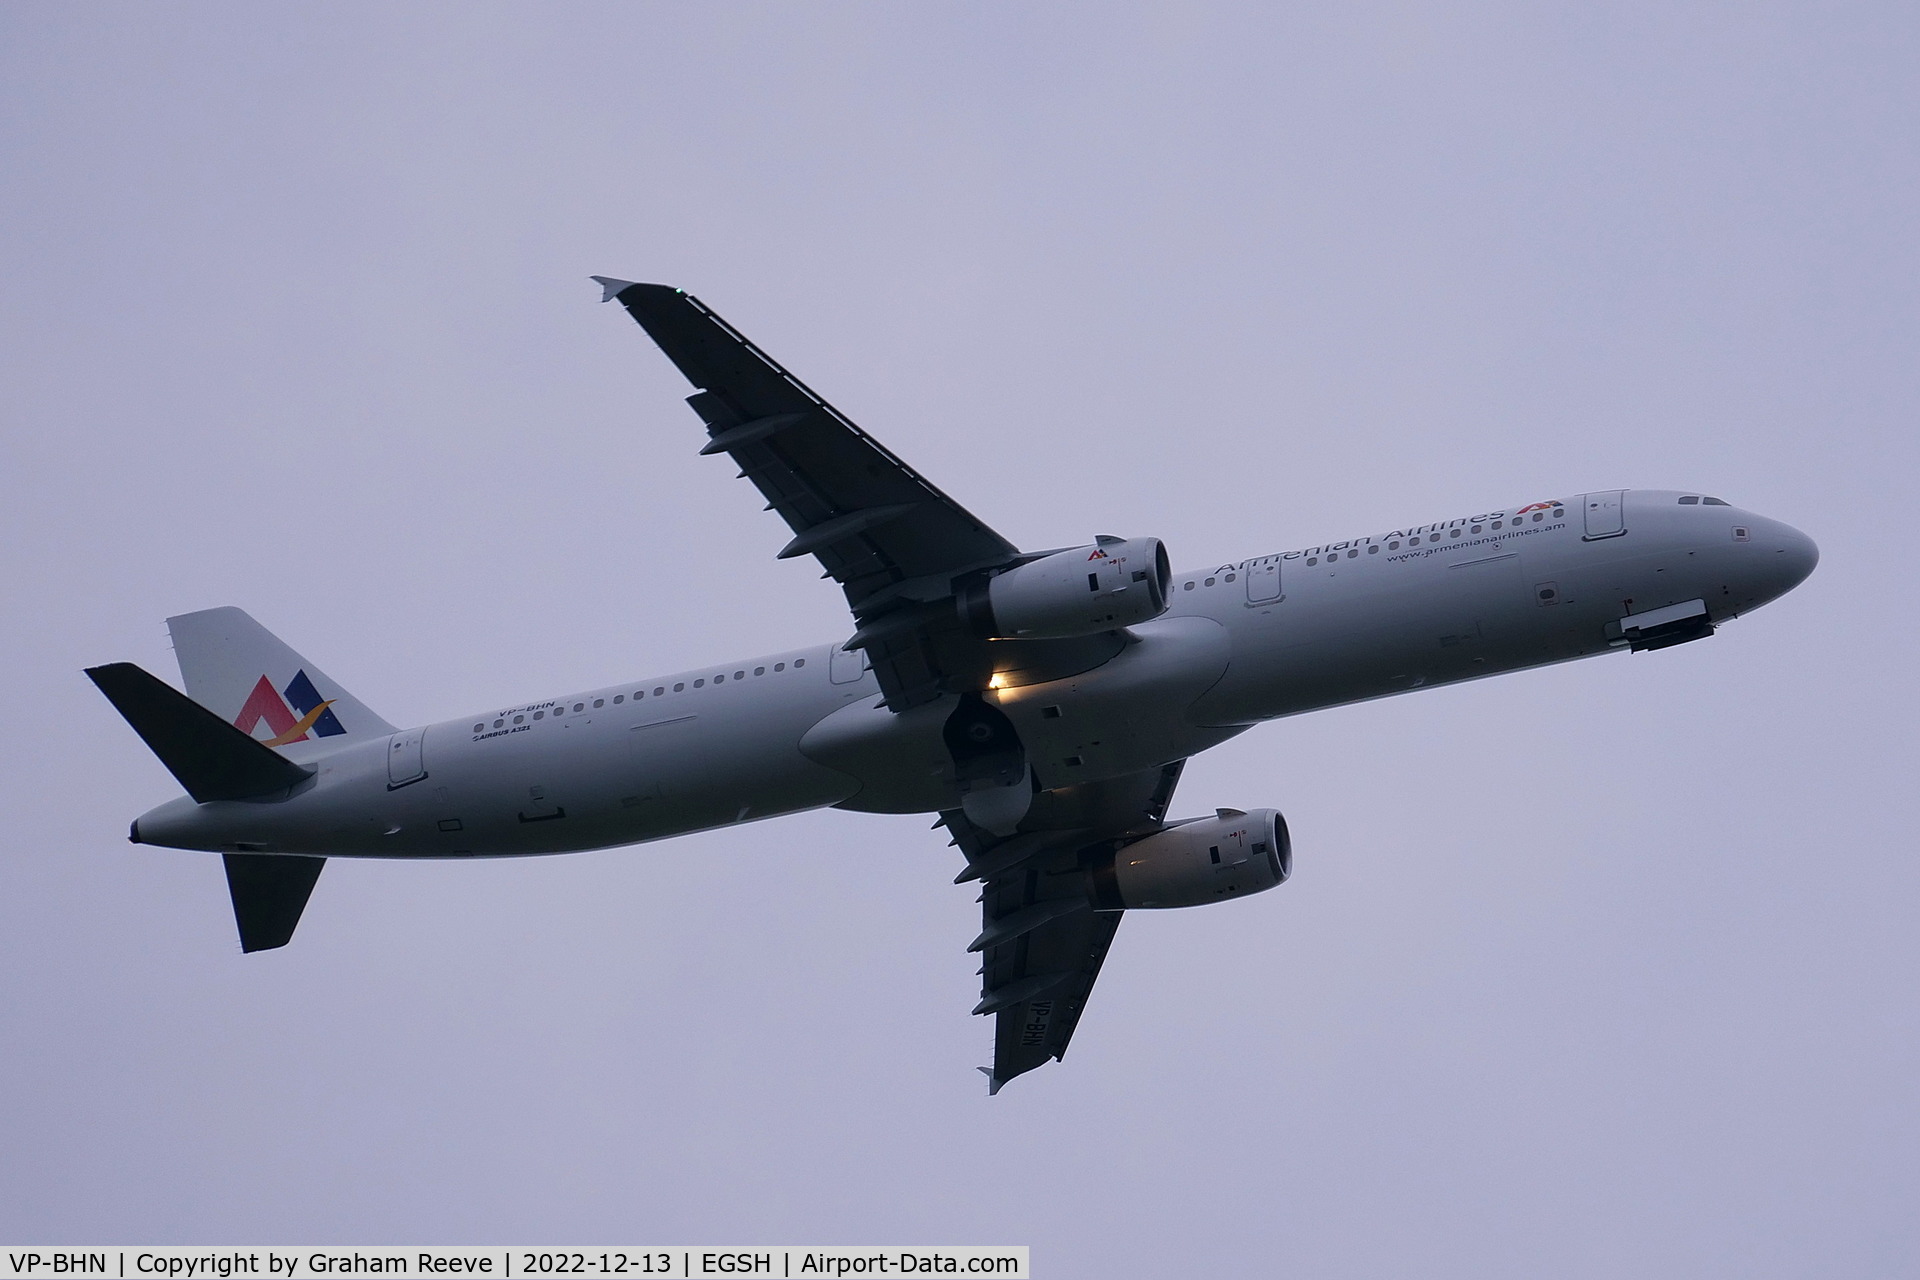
[1703,496,1729,506]
[1678,496,1699,504]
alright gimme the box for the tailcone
[131,795,222,852]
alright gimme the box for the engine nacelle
[1089,808,1291,910]
[963,535,1171,640]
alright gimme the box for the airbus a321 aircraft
[87,280,1818,1091]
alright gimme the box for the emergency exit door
[1244,559,1283,604]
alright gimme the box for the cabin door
[387,728,427,788]
[1583,491,1626,540]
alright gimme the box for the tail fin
[167,607,394,747]
[85,662,315,802]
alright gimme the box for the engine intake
[1089,808,1290,910]
[962,536,1171,640]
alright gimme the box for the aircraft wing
[597,280,1033,710]
[945,760,1186,1092]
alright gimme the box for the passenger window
[713,674,724,684]
[794,658,806,668]
[754,667,765,676]
[613,695,624,704]
[513,715,524,724]
[694,679,705,688]
[774,663,785,672]
[1388,541,1400,550]
[1368,544,1379,554]
[673,683,684,692]
[573,703,584,712]
[1224,573,1236,582]
[473,723,484,733]
[533,710,544,720]
[1470,525,1482,534]
[1183,581,1195,590]
[1347,548,1358,558]
[735,670,745,680]
[1531,513,1543,522]
[1491,520,1502,529]
[1307,557,1318,566]
[593,699,604,709]
[1204,577,1216,587]
[493,719,503,728]
[1449,529,1461,538]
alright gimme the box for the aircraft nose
[1772,522,1819,593]
[1749,517,1819,604]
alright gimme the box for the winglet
[590,275,638,303]
[977,1066,1005,1097]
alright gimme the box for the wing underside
[596,280,1122,710]
[596,279,1190,1090]
[947,761,1186,1091]
[599,281,1021,708]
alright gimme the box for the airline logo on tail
[234,670,345,746]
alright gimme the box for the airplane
[85,279,1819,1092]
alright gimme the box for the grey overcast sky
[3,3,1916,1275]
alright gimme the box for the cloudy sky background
[3,4,1915,1275]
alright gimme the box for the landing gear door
[387,728,427,788]
[1583,491,1626,540]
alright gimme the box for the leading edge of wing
[591,278,1017,575]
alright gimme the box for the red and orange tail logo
[233,669,346,746]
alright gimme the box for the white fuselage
[131,491,1817,859]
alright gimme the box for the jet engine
[1088,808,1290,910]
[961,535,1171,640]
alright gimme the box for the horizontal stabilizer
[85,662,315,803]
[223,853,325,952]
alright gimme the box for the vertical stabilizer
[167,607,394,745]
